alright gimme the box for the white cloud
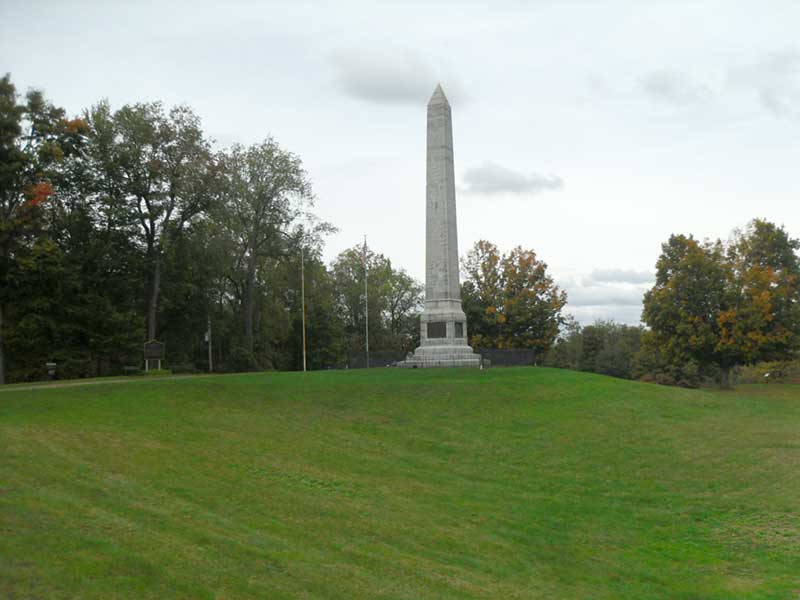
[567,305,643,326]
[640,69,710,105]
[728,50,800,117]
[588,269,654,284]
[559,272,651,325]
[3,0,800,331]
[565,285,645,307]
[330,48,466,105]
[462,162,563,195]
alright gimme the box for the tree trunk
[720,367,732,389]
[0,241,7,385]
[0,301,5,385]
[243,256,256,353]
[147,249,162,341]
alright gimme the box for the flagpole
[364,235,370,369]
[301,243,307,372]
[207,315,213,372]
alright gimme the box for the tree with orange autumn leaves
[0,74,88,384]
[2,72,798,386]
[640,220,800,387]
[461,240,567,353]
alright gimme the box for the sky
[2,0,799,325]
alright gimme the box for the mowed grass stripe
[1,368,799,599]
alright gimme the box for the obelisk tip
[428,83,449,106]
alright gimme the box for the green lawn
[1,368,798,599]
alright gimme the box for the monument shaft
[402,84,481,368]
[425,85,461,306]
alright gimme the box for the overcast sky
[3,0,799,324]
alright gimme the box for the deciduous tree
[640,221,800,387]
[86,101,214,342]
[720,219,800,365]
[215,139,316,355]
[331,245,422,357]
[0,74,86,383]
[462,240,566,353]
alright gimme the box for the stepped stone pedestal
[400,84,482,369]
[402,301,482,368]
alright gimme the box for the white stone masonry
[401,84,482,368]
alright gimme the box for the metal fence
[348,351,409,369]
[345,348,537,369]
[476,348,537,367]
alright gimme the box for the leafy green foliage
[1,74,92,383]
[640,221,800,387]
[214,140,320,355]
[462,240,566,352]
[331,245,422,358]
[545,318,643,379]
[3,72,798,387]
[85,100,215,341]
[5,237,142,381]
[721,219,800,363]
[0,75,347,382]
[221,346,261,372]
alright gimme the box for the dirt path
[0,374,212,393]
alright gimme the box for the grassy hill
[1,368,798,599]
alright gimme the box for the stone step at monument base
[399,347,485,369]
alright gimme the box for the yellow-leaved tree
[638,219,800,387]
[461,240,566,354]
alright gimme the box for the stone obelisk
[402,84,482,368]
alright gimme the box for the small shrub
[222,347,260,373]
[54,356,97,380]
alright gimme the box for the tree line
[2,73,798,386]
[543,220,800,387]
[0,75,427,383]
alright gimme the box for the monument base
[399,301,484,368]
[399,345,484,369]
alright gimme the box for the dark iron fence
[477,348,537,367]
[345,348,537,369]
[348,351,408,369]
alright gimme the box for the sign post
[205,317,213,372]
[143,340,165,372]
